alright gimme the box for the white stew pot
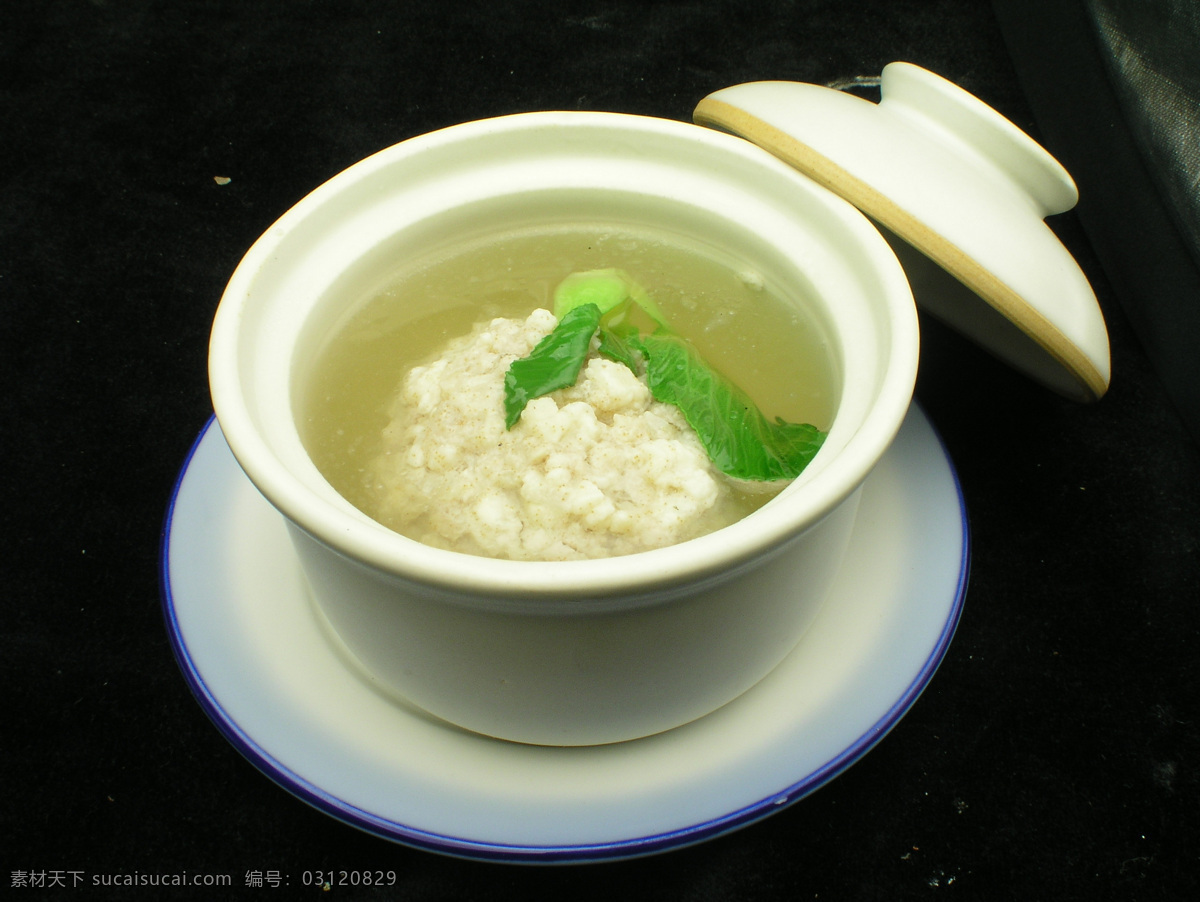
[208,110,919,745]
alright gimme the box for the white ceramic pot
[208,111,919,746]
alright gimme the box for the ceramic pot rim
[208,111,919,602]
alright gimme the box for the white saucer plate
[160,403,968,862]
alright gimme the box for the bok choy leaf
[502,303,602,428]
[503,271,827,482]
[633,332,825,482]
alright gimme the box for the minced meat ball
[366,308,739,560]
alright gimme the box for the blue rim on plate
[160,405,968,862]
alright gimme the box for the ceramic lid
[694,61,1111,402]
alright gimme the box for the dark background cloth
[996,0,1200,446]
[3,1,1198,899]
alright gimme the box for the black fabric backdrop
[3,1,1198,899]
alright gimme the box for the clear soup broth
[298,222,839,559]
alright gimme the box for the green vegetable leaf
[596,321,642,372]
[553,269,631,319]
[553,268,667,325]
[503,303,602,428]
[506,271,827,483]
[635,332,826,482]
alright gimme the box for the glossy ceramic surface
[206,111,919,744]
[161,404,967,861]
[695,61,1111,402]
